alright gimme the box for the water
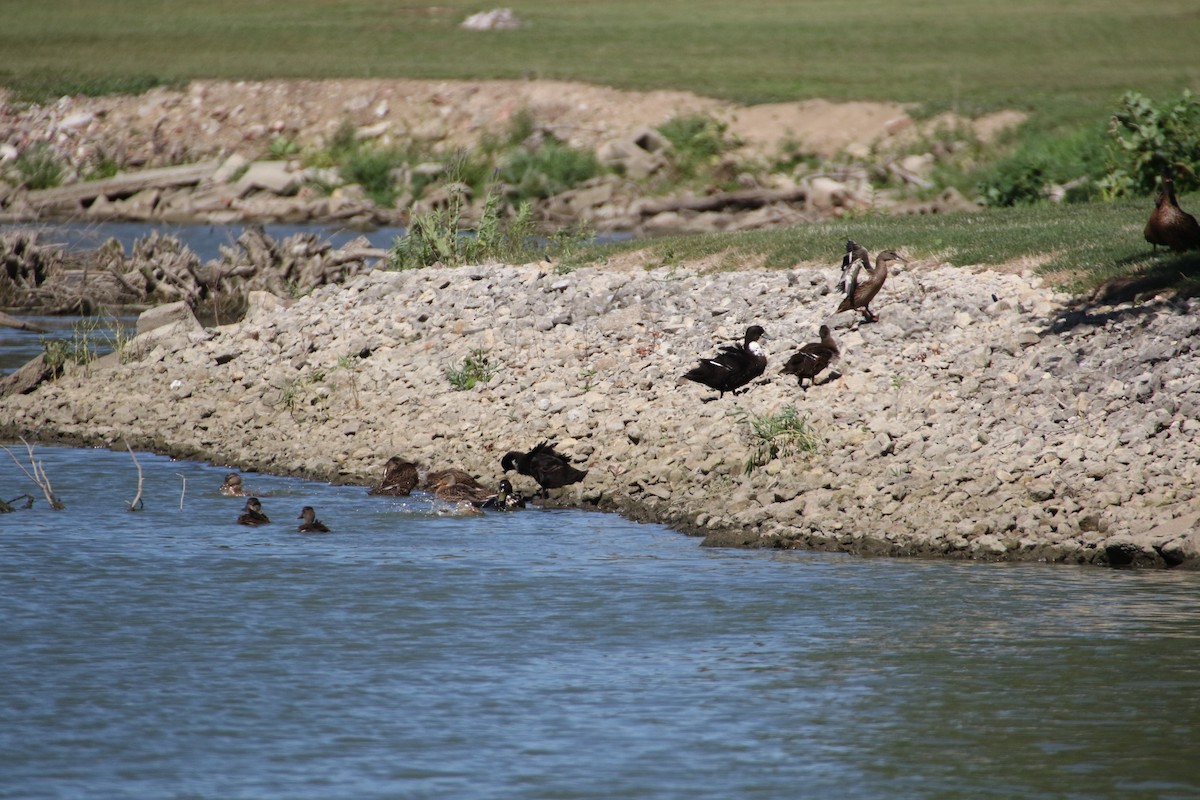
[2,446,1200,799]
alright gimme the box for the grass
[583,192,1200,296]
[445,348,498,391]
[0,0,1196,129]
[737,406,820,475]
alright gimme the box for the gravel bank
[4,254,1198,568]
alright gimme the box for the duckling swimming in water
[237,497,270,526]
[681,325,768,401]
[501,441,588,499]
[297,506,330,533]
[480,479,526,511]
[220,473,247,497]
[368,456,419,496]
[781,325,840,388]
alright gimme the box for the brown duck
[297,506,331,533]
[781,325,840,388]
[237,497,270,526]
[425,469,493,504]
[836,249,906,322]
[368,456,419,496]
[1144,167,1200,253]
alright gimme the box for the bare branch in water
[125,439,144,511]
[2,439,65,509]
[175,473,187,511]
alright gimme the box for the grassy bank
[2,0,1197,125]
[586,196,1200,298]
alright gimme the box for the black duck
[681,324,768,401]
[501,441,588,498]
[237,497,270,526]
[297,506,331,533]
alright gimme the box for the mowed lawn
[1,0,1198,123]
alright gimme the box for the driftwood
[637,186,807,217]
[0,310,50,333]
[1,438,65,510]
[24,161,220,213]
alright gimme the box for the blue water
[2,446,1200,799]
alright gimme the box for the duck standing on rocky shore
[297,506,331,533]
[368,456,420,496]
[781,325,840,388]
[681,324,768,401]
[836,249,905,323]
[837,239,872,293]
[237,497,270,525]
[501,441,588,498]
[1145,166,1200,252]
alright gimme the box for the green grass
[586,191,1200,296]
[1,0,1197,128]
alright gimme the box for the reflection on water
[2,446,1199,800]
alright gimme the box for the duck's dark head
[875,250,907,268]
[298,505,316,522]
[501,452,521,471]
[245,497,263,512]
[498,479,514,493]
[744,325,767,343]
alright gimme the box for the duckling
[220,473,247,497]
[681,324,768,401]
[837,239,872,294]
[237,497,270,526]
[1145,166,1200,252]
[501,441,588,498]
[297,506,330,533]
[781,325,840,388]
[368,456,419,496]
[836,249,906,322]
[480,479,527,511]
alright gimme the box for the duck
[1144,166,1200,252]
[781,325,840,388]
[297,506,331,533]
[427,470,493,504]
[836,249,906,323]
[681,324,768,401]
[836,239,871,294]
[368,456,419,496]
[422,468,481,492]
[237,497,270,526]
[501,441,588,498]
[480,479,526,511]
[219,473,247,496]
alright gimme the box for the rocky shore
[1,79,1013,235]
[3,249,1198,569]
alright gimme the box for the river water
[2,445,1199,799]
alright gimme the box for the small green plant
[40,317,117,377]
[445,348,498,391]
[736,405,819,474]
[498,138,602,200]
[15,144,64,190]
[268,135,299,160]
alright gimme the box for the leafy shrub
[657,114,734,180]
[1102,89,1200,198]
[976,127,1106,206]
[498,139,601,200]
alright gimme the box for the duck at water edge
[368,456,420,496]
[480,479,526,511]
[501,441,588,499]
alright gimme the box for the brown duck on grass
[237,497,270,526]
[501,441,588,498]
[1145,166,1200,253]
[297,506,331,533]
[781,325,840,388]
[836,249,906,323]
[368,456,420,496]
[681,324,768,402]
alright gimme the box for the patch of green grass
[498,139,602,201]
[14,144,63,190]
[737,405,819,475]
[0,1,1195,126]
